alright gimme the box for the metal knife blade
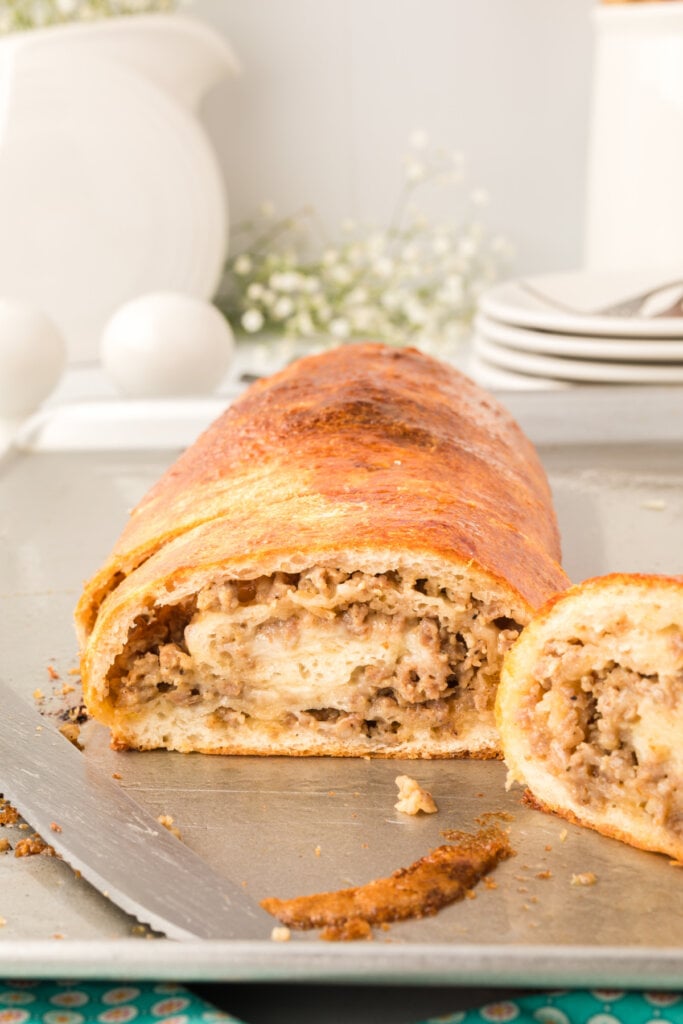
[0,680,272,940]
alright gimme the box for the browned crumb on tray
[474,810,515,826]
[0,838,11,854]
[571,871,597,886]
[320,918,373,942]
[260,825,512,939]
[157,815,182,841]
[0,799,19,826]
[14,833,57,858]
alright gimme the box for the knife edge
[0,680,271,941]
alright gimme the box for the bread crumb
[320,918,373,942]
[314,845,321,857]
[544,844,552,852]
[559,829,568,842]
[0,800,19,826]
[157,815,182,841]
[0,917,6,927]
[52,933,65,940]
[112,772,122,781]
[14,834,57,858]
[0,838,10,853]
[33,688,44,702]
[58,722,82,749]
[59,683,75,696]
[67,667,81,676]
[465,889,476,900]
[571,871,597,886]
[641,499,667,511]
[394,775,437,815]
[270,925,291,942]
[47,665,59,680]
[49,822,62,833]
[536,870,552,880]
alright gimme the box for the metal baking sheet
[1,385,682,987]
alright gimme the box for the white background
[193,0,595,276]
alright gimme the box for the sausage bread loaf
[497,574,683,858]
[76,343,568,757]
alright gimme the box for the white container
[0,15,239,362]
[585,2,683,273]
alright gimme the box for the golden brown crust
[76,343,567,642]
[260,825,513,930]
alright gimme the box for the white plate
[476,314,683,363]
[466,352,571,391]
[479,271,683,338]
[473,335,683,384]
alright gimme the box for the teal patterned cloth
[422,991,683,1024]
[0,981,241,1024]
[0,983,681,1024]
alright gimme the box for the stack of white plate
[470,271,683,389]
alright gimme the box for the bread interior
[103,566,524,755]
[522,626,683,834]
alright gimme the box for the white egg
[0,298,66,418]
[101,292,235,397]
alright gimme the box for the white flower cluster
[216,136,513,352]
[0,0,175,32]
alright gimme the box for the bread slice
[75,342,568,757]
[497,573,683,859]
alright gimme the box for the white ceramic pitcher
[0,14,238,362]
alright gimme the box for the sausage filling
[105,567,522,752]
[525,636,683,833]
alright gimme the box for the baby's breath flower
[381,290,403,312]
[234,254,252,276]
[270,271,300,293]
[272,296,295,320]
[372,257,394,279]
[294,311,316,337]
[329,317,351,339]
[328,264,353,287]
[241,309,264,334]
[348,286,369,306]
[246,282,264,301]
[404,299,428,327]
[214,136,510,350]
